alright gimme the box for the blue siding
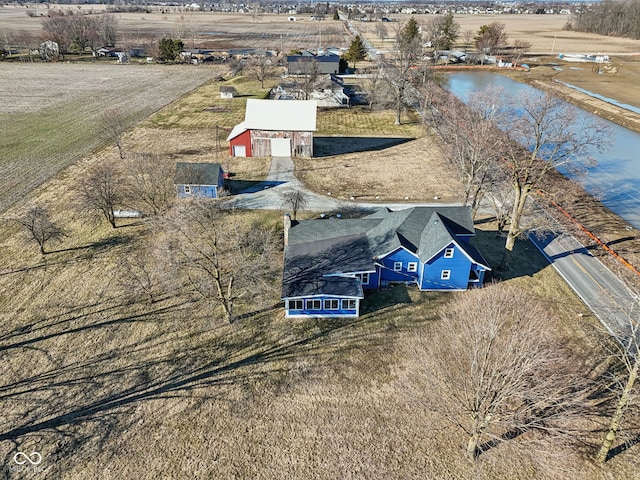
[365,269,380,290]
[284,296,360,317]
[176,184,219,199]
[420,243,472,290]
[378,248,420,284]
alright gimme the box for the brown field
[0,6,349,52]
[0,63,220,212]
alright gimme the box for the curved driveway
[223,156,461,212]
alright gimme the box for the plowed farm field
[0,63,220,212]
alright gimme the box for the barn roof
[244,99,317,132]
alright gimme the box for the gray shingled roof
[174,162,222,186]
[282,206,483,299]
[282,233,373,298]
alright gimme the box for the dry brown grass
[296,134,462,202]
[2,200,638,479]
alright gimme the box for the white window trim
[324,299,339,310]
[341,299,356,310]
[441,270,451,280]
[357,273,370,285]
[407,262,418,273]
[393,261,403,272]
[444,248,454,258]
[288,299,303,310]
[306,299,321,310]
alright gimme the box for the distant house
[219,86,238,99]
[281,206,491,318]
[226,99,317,157]
[287,52,340,75]
[174,162,225,199]
[271,75,350,107]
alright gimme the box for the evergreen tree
[345,35,367,69]
[400,16,421,44]
[158,38,184,62]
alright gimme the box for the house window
[341,299,357,310]
[407,262,418,273]
[324,299,339,310]
[288,299,303,310]
[441,270,451,280]
[444,248,454,258]
[357,273,370,285]
[306,299,321,310]
[393,262,403,272]
[184,185,192,195]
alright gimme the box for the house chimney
[284,213,291,247]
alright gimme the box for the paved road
[531,232,638,338]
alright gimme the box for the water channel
[445,72,640,229]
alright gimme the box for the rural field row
[0,63,220,213]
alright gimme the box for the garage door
[233,145,246,157]
[270,138,291,156]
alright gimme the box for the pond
[445,72,640,229]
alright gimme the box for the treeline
[42,13,118,56]
[568,0,640,39]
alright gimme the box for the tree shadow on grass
[360,284,413,315]
[0,294,409,456]
[313,136,415,157]
[473,229,548,281]
[606,434,640,461]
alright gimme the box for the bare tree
[124,153,175,216]
[161,202,278,323]
[433,86,506,217]
[406,284,594,460]
[363,65,386,111]
[116,246,167,305]
[13,205,66,254]
[374,22,388,41]
[101,107,128,160]
[512,39,532,65]
[78,162,124,229]
[291,59,320,100]
[596,300,640,463]
[281,189,309,220]
[462,29,474,52]
[497,91,612,268]
[41,16,71,58]
[381,20,425,125]
[247,52,275,89]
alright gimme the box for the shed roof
[174,162,223,186]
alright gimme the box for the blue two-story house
[281,206,491,318]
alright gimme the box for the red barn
[227,99,317,158]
